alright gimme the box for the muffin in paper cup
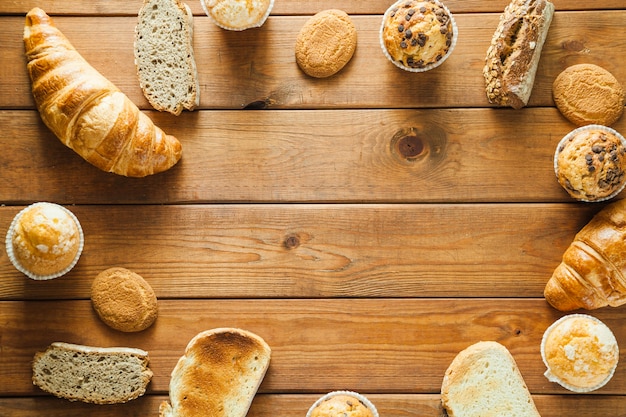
[306,391,379,417]
[379,0,457,72]
[200,0,274,31]
[554,124,626,202]
[541,314,619,393]
[5,202,84,280]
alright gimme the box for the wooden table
[1,0,626,415]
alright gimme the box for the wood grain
[3,108,625,204]
[1,299,625,395]
[0,203,599,300]
[3,12,626,109]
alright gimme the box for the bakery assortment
[441,341,541,417]
[11,2,626,414]
[307,391,378,417]
[5,202,83,280]
[553,64,625,127]
[32,342,153,404]
[295,9,358,78]
[91,267,158,332]
[24,8,182,177]
[541,314,619,392]
[380,0,457,72]
[553,125,626,202]
[544,198,626,311]
[200,0,274,31]
[484,0,554,109]
[159,328,271,417]
[134,0,199,115]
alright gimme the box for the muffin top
[381,0,454,70]
[202,0,273,30]
[309,394,375,417]
[542,314,619,392]
[555,126,626,201]
[8,202,82,278]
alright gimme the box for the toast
[160,328,271,417]
[134,0,199,115]
[32,342,152,404]
[441,341,541,417]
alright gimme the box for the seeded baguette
[484,0,554,109]
[134,0,199,115]
[32,342,153,404]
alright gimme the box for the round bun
[200,0,273,31]
[380,0,457,72]
[5,202,83,280]
[553,64,625,127]
[295,9,357,78]
[307,391,378,417]
[554,125,626,202]
[541,314,619,392]
[91,267,158,332]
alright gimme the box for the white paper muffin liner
[306,390,379,417]
[553,124,626,202]
[379,0,458,73]
[5,202,84,280]
[200,0,274,31]
[541,314,619,393]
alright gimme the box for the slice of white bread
[134,0,199,115]
[160,328,271,417]
[441,341,541,417]
[32,342,153,404]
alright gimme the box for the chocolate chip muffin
[554,125,626,202]
[380,0,457,72]
[200,0,273,31]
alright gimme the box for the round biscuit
[295,9,357,78]
[91,267,158,332]
[553,64,625,126]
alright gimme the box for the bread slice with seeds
[134,0,199,115]
[32,342,153,404]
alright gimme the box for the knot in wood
[283,234,300,249]
[397,135,425,158]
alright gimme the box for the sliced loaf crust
[32,342,153,404]
[484,0,554,109]
[134,0,199,115]
[441,341,541,417]
[160,328,271,417]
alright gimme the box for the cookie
[91,267,158,332]
[295,9,357,78]
[553,64,625,126]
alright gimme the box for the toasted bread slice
[134,0,199,115]
[32,342,152,404]
[160,328,271,417]
[441,341,541,417]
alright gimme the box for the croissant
[23,8,182,177]
[545,198,626,311]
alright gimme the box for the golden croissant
[545,198,626,311]
[23,8,182,177]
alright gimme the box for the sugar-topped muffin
[307,391,378,417]
[200,0,273,31]
[5,202,84,280]
[380,0,457,72]
[541,314,619,392]
[554,125,626,202]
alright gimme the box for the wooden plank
[0,394,623,417]
[3,0,626,15]
[0,203,599,300]
[1,394,625,417]
[1,299,625,396]
[3,12,626,109]
[2,108,622,204]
